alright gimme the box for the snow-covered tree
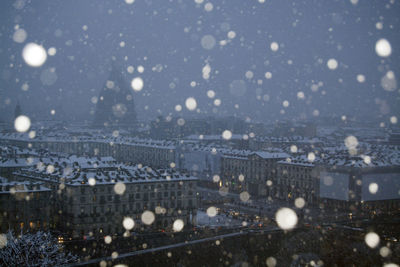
[0,230,77,267]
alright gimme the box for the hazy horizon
[0,0,399,126]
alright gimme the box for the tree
[0,230,77,267]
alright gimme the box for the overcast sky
[0,0,399,125]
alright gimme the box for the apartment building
[276,156,318,205]
[0,133,177,169]
[0,178,51,232]
[221,150,289,198]
[13,159,197,238]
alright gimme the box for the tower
[14,101,22,119]
[94,64,137,128]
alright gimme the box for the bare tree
[0,230,77,267]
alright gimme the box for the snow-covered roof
[278,155,315,167]
[317,146,400,168]
[14,161,196,186]
[184,134,244,141]
[222,150,289,160]
[253,135,323,144]
[0,180,51,194]
[0,132,177,150]
[0,155,117,169]
[253,151,290,159]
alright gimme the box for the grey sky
[0,0,399,124]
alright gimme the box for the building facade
[14,159,197,238]
[221,150,289,198]
[0,134,177,169]
[275,157,318,205]
[0,179,51,233]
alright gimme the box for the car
[83,235,95,241]
[385,237,398,242]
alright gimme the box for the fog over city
[0,0,399,123]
